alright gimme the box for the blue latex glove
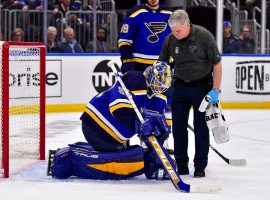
[207,89,219,104]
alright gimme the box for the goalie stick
[107,61,221,193]
[187,124,247,166]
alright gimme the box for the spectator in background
[245,0,255,19]
[58,27,83,53]
[11,28,24,42]
[83,0,101,10]
[81,0,103,46]
[24,0,40,10]
[245,0,262,22]
[239,25,255,53]
[47,26,59,53]
[71,0,82,10]
[82,0,102,25]
[22,0,44,41]
[1,0,27,10]
[57,0,81,24]
[46,0,60,26]
[267,1,270,30]
[85,27,111,53]
[223,21,241,53]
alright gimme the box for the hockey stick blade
[190,184,222,193]
[209,145,247,166]
[229,159,247,166]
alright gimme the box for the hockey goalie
[48,61,174,180]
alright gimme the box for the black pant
[171,78,211,170]
[82,122,126,152]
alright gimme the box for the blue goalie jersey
[80,71,167,145]
[118,4,172,69]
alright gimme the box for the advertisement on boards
[222,56,270,102]
[46,55,121,105]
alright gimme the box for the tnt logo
[92,60,120,93]
[235,60,270,95]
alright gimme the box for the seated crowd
[223,21,256,54]
[1,0,268,54]
[1,0,114,53]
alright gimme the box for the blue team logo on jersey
[188,43,197,54]
[145,22,167,43]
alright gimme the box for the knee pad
[52,142,145,180]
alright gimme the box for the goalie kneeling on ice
[205,103,230,144]
[51,142,167,180]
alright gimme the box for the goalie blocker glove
[139,109,171,144]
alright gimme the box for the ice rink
[1,109,270,200]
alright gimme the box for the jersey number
[121,24,129,33]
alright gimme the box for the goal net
[0,41,45,178]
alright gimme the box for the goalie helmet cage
[0,42,46,178]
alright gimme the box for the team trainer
[158,9,222,178]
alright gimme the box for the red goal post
[0,42,46,178]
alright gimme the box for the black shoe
[194,169,205,178]
[177,166,189,175]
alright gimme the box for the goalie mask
[144,61,172,95]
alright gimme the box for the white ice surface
[1,110,270,200]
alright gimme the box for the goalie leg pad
[51,147,72,179]
[51,142,145,180]
[51,142,95,179]
[71,144,144,179]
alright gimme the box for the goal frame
[1,42,46,178]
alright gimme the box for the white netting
[0,42,43,177]
[9,46,41,156]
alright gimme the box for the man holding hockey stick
[49,61,174,181]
